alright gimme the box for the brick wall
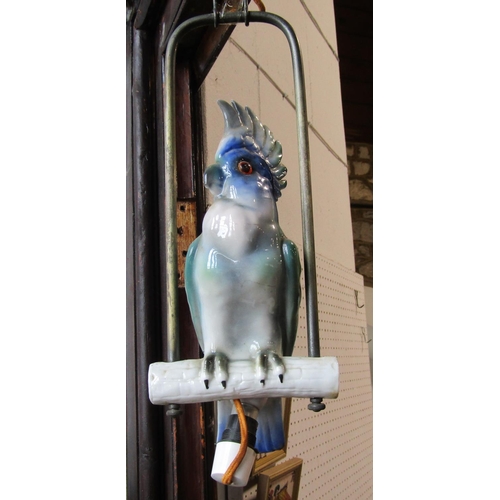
[347,142,373,287]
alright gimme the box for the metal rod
[164,11,323,409]
[164,40,179,364]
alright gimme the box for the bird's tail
[255,397,285,453]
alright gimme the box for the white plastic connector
[211,441,256,487]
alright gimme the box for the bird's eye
[237,160,253,175]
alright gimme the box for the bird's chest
[202,200,278,261]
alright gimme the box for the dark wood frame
[256,458,303,500]
[126,1,235,498]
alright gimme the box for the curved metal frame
[164,11,324,411]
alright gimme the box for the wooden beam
[128,23,164,500]
[193,24,236,88]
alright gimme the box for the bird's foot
[255,350,285,385]
[201,352,229,389]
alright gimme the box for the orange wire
[253,0,266,11]
[221,399,249,485]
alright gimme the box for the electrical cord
[221,399,249,485]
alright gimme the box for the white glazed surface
[148,356,339,405]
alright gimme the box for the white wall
[364,285,373,383]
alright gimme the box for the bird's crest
[216,100,288,199]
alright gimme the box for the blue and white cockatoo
[185,100,301,453]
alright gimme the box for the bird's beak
[204,163,225,196]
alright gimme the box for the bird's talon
[201,352,229,389]
[255,350,286,385]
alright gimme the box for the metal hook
[361,327,371,344]
[355,289,364,308]
[243,0,249,26]
[213,0,219,27]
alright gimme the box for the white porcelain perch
[148,356,339,405]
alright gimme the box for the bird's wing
[184,236,204,350]
[281,238,302,357]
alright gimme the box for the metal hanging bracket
[161,9,328,414]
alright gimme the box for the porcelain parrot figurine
[185,100,301,453]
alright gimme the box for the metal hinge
[177,200,197,287]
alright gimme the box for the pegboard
[284,252,373,499]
